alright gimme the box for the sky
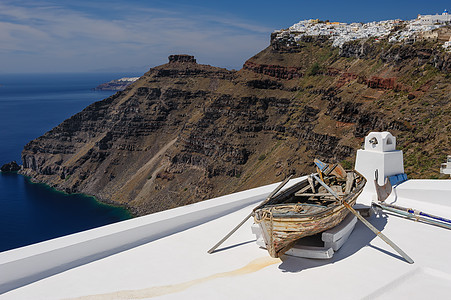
[0,0,449,74]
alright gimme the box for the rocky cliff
[21,36,450,216]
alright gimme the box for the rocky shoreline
[1,161,20,173]
[13,167,136,217]
[0,157,135,216]
[94,77,139,91]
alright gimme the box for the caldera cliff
[21,35,450,216]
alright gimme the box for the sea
[0,73,141,252]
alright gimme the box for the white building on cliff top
[277,11,450,48]
[416,9,450,25]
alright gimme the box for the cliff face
[22,38,450,216]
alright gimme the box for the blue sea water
[0,73,140,252]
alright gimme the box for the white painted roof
[1,176,451,300]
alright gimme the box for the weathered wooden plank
[293,184,314,197]
[296,192,344,197]
[345,172,355,194]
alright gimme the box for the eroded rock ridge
[21,31,450,216]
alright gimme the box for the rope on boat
[254,211,269,224]
[254,205,305,223]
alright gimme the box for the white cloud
[0,1,270,73]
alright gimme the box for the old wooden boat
[253,169,366,258]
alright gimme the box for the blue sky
[0,0,449,74]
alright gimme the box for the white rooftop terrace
[1,132,451,299]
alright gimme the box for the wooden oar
[207,174,293,254]
[312,174,414,264]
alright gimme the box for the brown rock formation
[243,61,303,79]
[365,76,397,90]
[335,72,360,88]
[21,35,451,216]
[168,54,197,64]
[1,161,20,172]
[325,68,406,92]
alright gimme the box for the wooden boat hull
[253,171,365,258]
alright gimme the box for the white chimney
[354,132,404,204]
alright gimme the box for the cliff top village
[274,10,451,49]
